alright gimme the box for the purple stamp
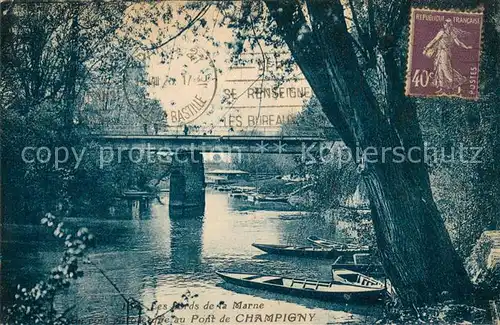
[405,8,484,100]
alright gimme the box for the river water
[1,191,382,324]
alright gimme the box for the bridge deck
[97,134,328,141]
[95,134,335,154]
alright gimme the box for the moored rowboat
[332,269,385,288]
[332,253,385,277]
[252,243,337,259]
[255,195,289,203]
[307,236,370,254]
[216,270,385,303]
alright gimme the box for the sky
[125,3,314,134]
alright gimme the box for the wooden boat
[255,195,289,203]
[307,236,370,254]
[229,192,247,199]
[332,269,385,290]
[252,243,337,259]
[216,270,385,303]
[332,253,385,277]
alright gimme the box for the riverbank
[1,191,385,324]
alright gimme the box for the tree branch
[347,0,376,66]
[145,4,211,51]
[54,305,76,323]
[367,0,376,41]
[264,0,358,148]
[248,9,267,135]
[379,0,425,151]
[349,33,371,63]
[383,0,411,49]
[88,259,128,304]
[347,0,367,45]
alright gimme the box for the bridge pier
[169,151,205,217]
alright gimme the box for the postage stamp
[405,8,484,100]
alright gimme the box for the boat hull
[307,236,370,255]
[252,243,338,259]
[256,196,289,203]
[216,271,384,303]
[332,264,385,277]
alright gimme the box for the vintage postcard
[1,1,499,325]
[405,7,484,99]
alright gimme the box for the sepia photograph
[0,0,499,324]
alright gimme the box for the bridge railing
[91,124,339,139]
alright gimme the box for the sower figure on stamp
[423,18,473,95]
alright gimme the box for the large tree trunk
[264,0,473,305]
[479,0,500,231]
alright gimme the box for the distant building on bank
[205,169,250,185]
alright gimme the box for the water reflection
[216,282,384,314]
[1,191,381,324]
[170,216,204,272]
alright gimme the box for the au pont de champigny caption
[152,301,317,324]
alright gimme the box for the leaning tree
[189,0,497,305]
[259,0,472,305]
[78,0,500,305]
[257,0,499,305]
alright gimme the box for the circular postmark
[121,47,217,128]
[158,47,218,126]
